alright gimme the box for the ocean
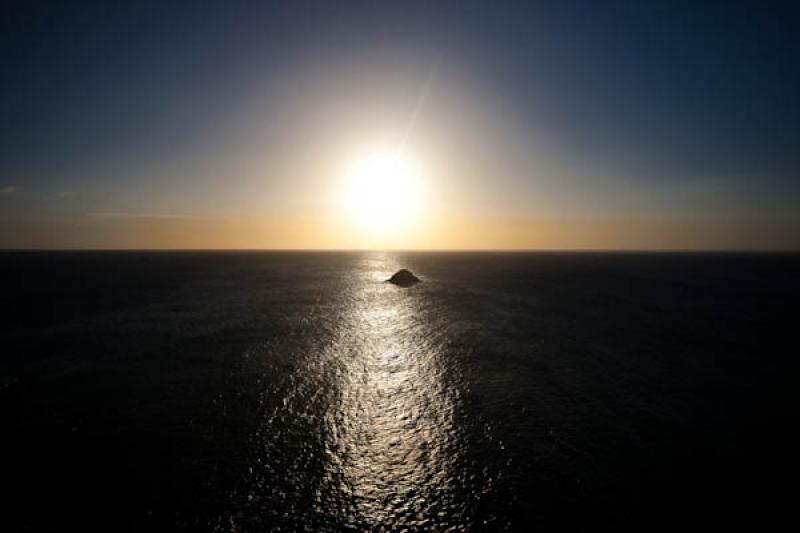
[1,251,798,531]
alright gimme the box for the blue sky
[1,0,798,249]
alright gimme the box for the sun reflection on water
[312,256,463,529]
[233,254,493,531]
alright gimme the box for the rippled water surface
[2,252,798,531]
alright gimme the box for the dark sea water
[1,251,798,531]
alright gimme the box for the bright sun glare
[344,150,425,231]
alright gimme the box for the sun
[343,149,425,231]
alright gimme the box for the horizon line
[1,248,798,254]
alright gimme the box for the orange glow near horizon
[1,68,798,252]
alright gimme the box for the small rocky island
[387,269,421,287]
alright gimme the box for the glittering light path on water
[233,254,496,531]
[314,259,462,528]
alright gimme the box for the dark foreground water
[1,251,798,531]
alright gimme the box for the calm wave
[2,252,798,531]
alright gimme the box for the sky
[1,0,798,250]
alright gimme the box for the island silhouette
[386,269,421,287]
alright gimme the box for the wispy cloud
[0,185,16,195]
[87,212,212,221]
